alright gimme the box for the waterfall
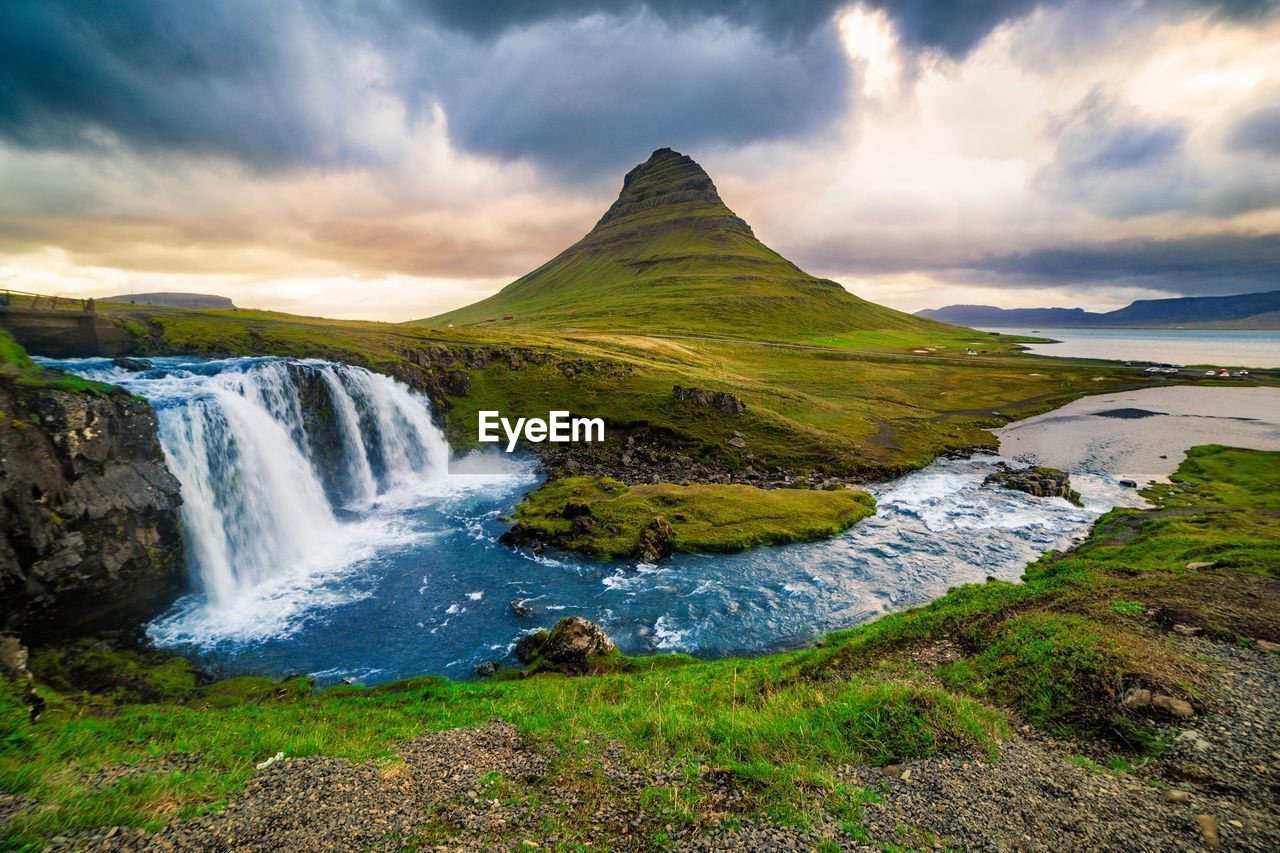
[121,358,450,608]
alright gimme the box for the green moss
[512,476,876,558]
[0,329,115,395]
[28,641,199,705]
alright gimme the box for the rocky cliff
[0,376,185,639]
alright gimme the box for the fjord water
[994,327,1280,368]
[40,358,1280,684]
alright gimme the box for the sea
[988,327,1280,369]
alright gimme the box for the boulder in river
[516,617,617,672]
[112,357,154,372]
[984,465,1082,506]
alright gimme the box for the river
[41,356,1280,685]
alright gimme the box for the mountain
[917,290,1280,328]
[101,292,236,309]
[423,148,953,340]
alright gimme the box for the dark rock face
[0,377,185,638]
[112,357,154,373]
[672,385,745,416]
[984,465,1082,506]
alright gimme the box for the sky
[1,0,1278,321]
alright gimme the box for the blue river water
[42,355,1214,685]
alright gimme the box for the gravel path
[832,636,1279,851]
[38,639,1278,851]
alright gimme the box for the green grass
[511,476,877,558]
[3,445,1276,848]
[0,329,114,394]
[104,303,1142,483]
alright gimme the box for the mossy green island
[508,477,877,559]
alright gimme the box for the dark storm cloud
[3,0,1270,177]
[405,1,1278,58]
[1229,105,1280,156]
[967,234,1280,294]
[0,1,373,169]
[416,15,852,174]
[802,233,1280,295]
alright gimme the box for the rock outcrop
[672,385,746,416]
[984,465,1082,506]
[0,376,185,638]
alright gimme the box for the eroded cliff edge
[0,373,185,638]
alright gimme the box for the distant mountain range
[916,290,1280,329]
[101,292,236,309]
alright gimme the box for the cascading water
[47,356,452,626]
[153,359,448,605]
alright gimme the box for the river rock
[112,357,154,372]
[509,598,533,618]
[984,466,1082,505]
[474,661,500,678]
[1186,561,1218,570]
[540,617,617,664]
[1256,639,1280,652]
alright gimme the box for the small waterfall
[135,359,449,607]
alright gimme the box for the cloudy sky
[2,0,1278,321]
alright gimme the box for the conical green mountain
[424,148,954,340]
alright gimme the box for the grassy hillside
[4,445,1276,848]
[104,305,1141,480]
[424,149,961,342]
